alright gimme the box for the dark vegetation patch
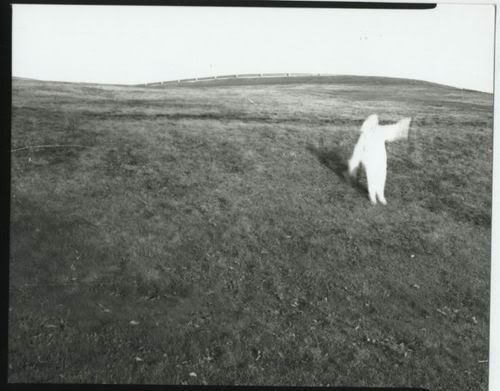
[74,110,366,127]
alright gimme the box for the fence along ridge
[140,72,331,86]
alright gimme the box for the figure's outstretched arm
[384,117,412,142]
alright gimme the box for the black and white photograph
[8,1,496,390]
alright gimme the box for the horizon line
[11,73,493,94]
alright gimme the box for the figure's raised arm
[384,117,412,142]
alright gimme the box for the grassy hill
[9,76,493,389]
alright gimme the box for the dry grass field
[9,76,492,389]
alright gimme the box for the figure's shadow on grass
[306,142,368,199]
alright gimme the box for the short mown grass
[9,76,492,389]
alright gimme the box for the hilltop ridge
[12,74,491,95]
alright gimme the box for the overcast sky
[12,3,495,92]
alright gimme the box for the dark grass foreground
[9,76,492,389]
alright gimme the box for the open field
[9,76,492,389]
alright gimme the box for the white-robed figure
[348,114,412,205]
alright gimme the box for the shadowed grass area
[9,76,492,389]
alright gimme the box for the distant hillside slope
[146,74,450,88]
[14,74,490,94]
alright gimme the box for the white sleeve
[384,117,412,142]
